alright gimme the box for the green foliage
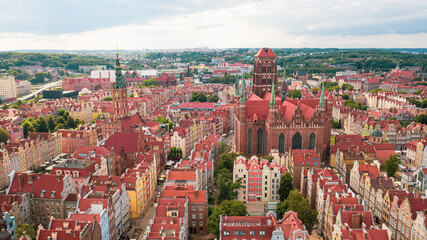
[168,147,183,162]
[143,78,158,86]
[289,90,302,99]
[207,200,247,234]
[311,87,320,94]
[156,116,173,130]
[1,104,8,110]
[0,52,111,70]
[369,88,391,94]
[190,92,208,102]
[276,190,318,233]
[214,150,240,204]
[416,114,427,124]
[0,128,10,144]
[341,83,354,91]
[207,94,220,103]
[385,154,401,178]
[30,72,52,84]
[408,98,427,108]
[341,94,350,100]
[332,119,342,129]
[344,100,367,110]
[218,142,232,155]
[21,110,83,137]
[278,172,294,201]
[103,96,113,101]
[414,90,423,94]
[322,81,340,91]
[399,120,411,128]
[14,223,36,240]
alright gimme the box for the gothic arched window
[279,133,285,154]
[309,133,316,150]
[292,132,302,150]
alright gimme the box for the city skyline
[1,0,426,50]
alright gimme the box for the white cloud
[0,0,426,50]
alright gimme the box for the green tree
[218,142,232,155]
[21,121,36,138]
[207,200,247,234]
[56,116,65,125]
[289,90,302,99]
[36,116,48,132]
[1,104,8,110]
[311,87,320,94]
[103,96,113,101]
[276,190,318,233]
[0,128,10,144]
[416,114,427,124]
[385,154,400,178]
[341,94,350,100]
[332,120,342,129]
[54,123,65,131]
[66,116,75,129]
[156,116,173,131]
[278,172,294,201]
[341,83,354,91]
[58,108,66,117]
[190,92,208,102]
[14,223,36,240]
[168,147,183,161]
[207,94,220,103]
[47,115,55,131]
[216,169,241,203]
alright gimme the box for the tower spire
[318,82,326,107]
[235,74,240,96]
[114,48,124,89]
[269,80,276,108]
[240,75,245,103]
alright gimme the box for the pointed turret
[318,82,326,107]
[240,75,245,103]
[235,74,240,96]
[270,80,276,108]
[114,50,125,89]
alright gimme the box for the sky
[0,0,426,50]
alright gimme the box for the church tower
[112,51,128,120]
[252,48,278,98]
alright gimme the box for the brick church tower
[112,51,129,120]
[235,48,332,162]
[252,48,278,98]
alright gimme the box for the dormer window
[40,189,46,198]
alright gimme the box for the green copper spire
[114,50,126,89]
[319,82,326,107]
[240,75,245,103]
[235,74,240,96]
[270,80,276,108]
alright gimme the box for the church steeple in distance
[235,74,240,96]
[318,82,326,108]
[270,79,276,108]
[240,74,246,103]
[114,49,126,89]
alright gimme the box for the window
[250,231,255,236]
[199,206,203,211]
[199,213,203,219]
[260,231,266,236]
[224,231,229,236]
[241,231,246,236]
[199,221,203,226]
[234,231,239,236]
[192,206,196,211]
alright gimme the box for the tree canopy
[278,172,294,201]
[168,147,183,162]
[289,90,302,99]
[385,154,400,178]
[0,128,10,144]
[276,190,318,233]
[14,223,37,240]
[207,200,247,234]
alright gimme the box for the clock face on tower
[114,92,119,99]
[122,92,126,98]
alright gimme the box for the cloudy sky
[0,0,426,50]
